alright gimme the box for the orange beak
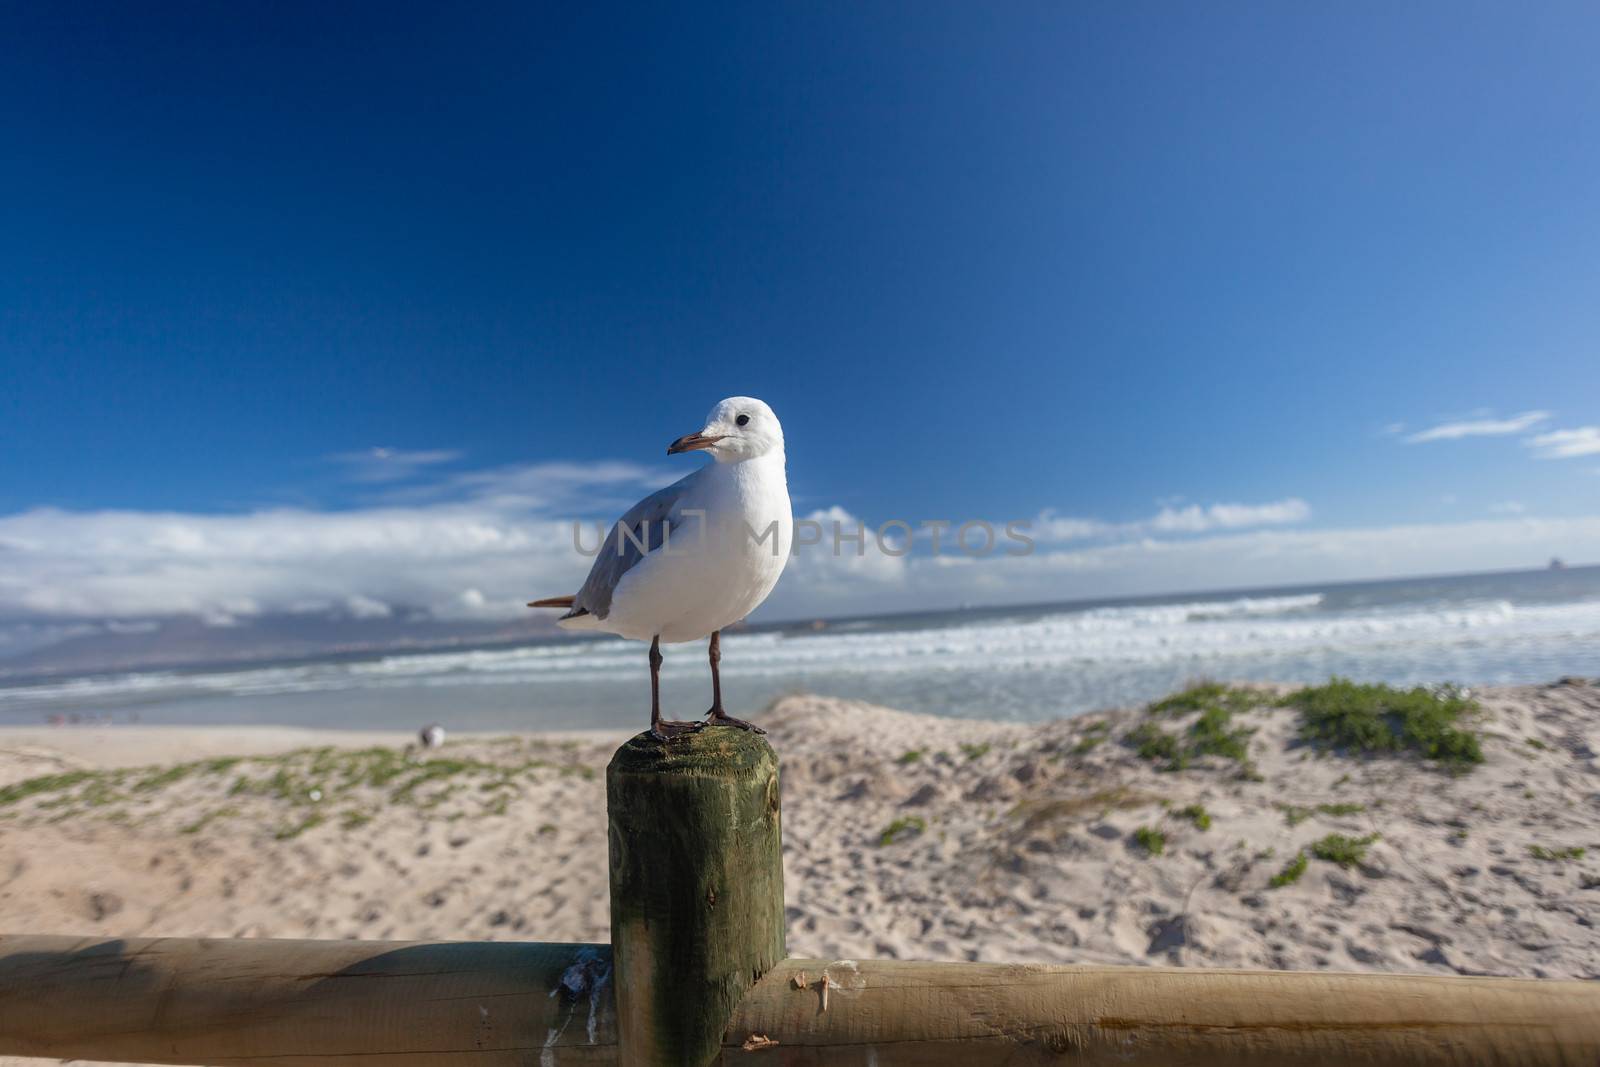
[667,432,725,455]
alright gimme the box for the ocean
[2,565,1596,732]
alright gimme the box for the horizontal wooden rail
[5,935,1599,1066]
[729,957,1600,1064]
[0,935,616,1066]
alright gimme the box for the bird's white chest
[607,455,791,642]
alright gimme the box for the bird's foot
[650,718,705,742]
[704,708,766,734]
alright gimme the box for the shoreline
[0,724,629,780]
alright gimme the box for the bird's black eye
[736,414,750,427]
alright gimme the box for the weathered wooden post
[607,728,785,1066]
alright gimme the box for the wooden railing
[2,729,1597,1066]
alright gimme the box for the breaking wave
[4,586,1598,725]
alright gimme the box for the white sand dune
[1,679,1597,1064]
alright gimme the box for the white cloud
[1028,499,1311,543]
[1404,411,1550,443]
[0,458,672,639]
[786,507,910,589]
[329,447,464,483]
[343,594,394,619]
[439,460,676,510]
[1526,427,1600,459]
[1033,512,1110,541]
[0,504,579,624]
[1,458,1594,659]
[1148,498,1311,533]
[1488,501,1526,515]
[764,515,1600,618]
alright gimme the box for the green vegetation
[180,806,239,835]
[1276,801,1367,827]
[895,749,925,765]
[1149,682,1261,716]
[959,742,991,761]
[1178,803,1212,830]
[1310,832,1380,869]
[1286,679,1482,767]
[274,812,326,841]
[1525,737,1550,751]
[1132,825,1167,855]
[1529,844,1586,862]
[0,771,97,807]
[1190,706,1253,762]
[879,815,927,846]
[1009,786,1153,831]
[1128,722,1185,767]
[1277,804,1313,827]
[1127,684,1259,772]
[1070,720,1111,755]
[134,764,196,792]
[1318,802,1367,817]
[1270,851,1309,887]
[0,738,594,829]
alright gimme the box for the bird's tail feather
[527,595,576,609]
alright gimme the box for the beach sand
[2,679,1598,1063]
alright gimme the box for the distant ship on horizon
[1550,557,1567,571]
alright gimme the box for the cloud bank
[0,453,1592,664]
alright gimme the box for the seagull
[529,397,793,740]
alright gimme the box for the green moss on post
[607,728,785,1066]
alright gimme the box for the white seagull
[529,397,793,740]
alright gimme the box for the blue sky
[2,3,1598,659]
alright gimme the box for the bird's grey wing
[571,474,696,620]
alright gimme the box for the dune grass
[879,815,927,846]
[0,739,592,830]
[1009,786,1155,832]
[1529,844,1585,862]
[1286,679,1482,767]
[1128,684,1260,772]
[1309,832,1380,868]
[1276,801,1367,827]
[1149,682,1262,717]
[1132,825,1167,855]
[1269,851,1308,887]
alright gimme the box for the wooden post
[607,728,785,1067]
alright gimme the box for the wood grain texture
[722,958,1600,1065]
[5,937,1599,1066]
[607,728,786,1067]
[0,935,616,1066]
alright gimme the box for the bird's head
[667,397,784,463]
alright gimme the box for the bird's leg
[708,630,724,717]
[703,630,766,734]
[649,635,702,741]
